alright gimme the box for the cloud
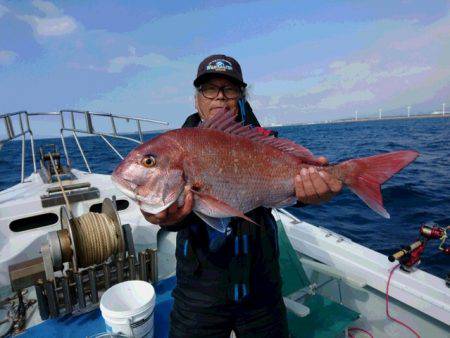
[392,15,450,51]
[5,1,446,126]
[263,59,435,116]
[328,61,373,89]
[32,0,61,16]
[107,48,172,73]
[250,14,450,123]
[316,90,375,109]
[0,50,18,65]
[18,0,77,36]
[231,10,447,121]
[319,60,431,90]
[0,3,9,18]
[76,47,185,74]
[20,15,77,36]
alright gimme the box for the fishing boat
[0,110,448,338]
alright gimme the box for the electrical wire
[386,264,421,338]
[348,327,374,338]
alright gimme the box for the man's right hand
[140,186,194,226]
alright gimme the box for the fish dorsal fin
[199,108,319,164]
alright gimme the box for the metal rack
[0,110,168,181]
[32,247,158,319]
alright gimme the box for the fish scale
[181,128,297,211]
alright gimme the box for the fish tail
[335,150,419,218]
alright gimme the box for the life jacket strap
[229,221,252,303]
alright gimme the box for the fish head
[111,134,186,214]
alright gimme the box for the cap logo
[206,59,233,72]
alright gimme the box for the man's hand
[140,186,194,226]
[294,156,342,205]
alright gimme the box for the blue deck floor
[18,277,176,338]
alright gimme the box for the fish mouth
[111,175,138,199]
[111,175,184,215]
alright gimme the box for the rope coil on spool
[71,212,119,268]
[46,152,125,271]
[58,198,125,271]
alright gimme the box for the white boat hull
[273,209,450,337]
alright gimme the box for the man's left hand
[294,156,343,205]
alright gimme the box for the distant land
[264,111,449,128]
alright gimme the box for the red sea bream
[112,110,419,232]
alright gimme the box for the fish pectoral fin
[190,189,259,227]
[194,211,230,233]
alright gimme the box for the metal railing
[0,110,169,182]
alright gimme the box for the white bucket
[100,280,156,338]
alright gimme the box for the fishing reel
[419,224,450,254]
[388,222,449,279]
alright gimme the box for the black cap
[193,54,247,88]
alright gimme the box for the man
[142,55,342,337]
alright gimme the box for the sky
[0,0,449,135]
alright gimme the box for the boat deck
[17,276,176,338]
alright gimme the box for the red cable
[385,264,421,338]
[348,327,374,338]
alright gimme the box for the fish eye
[141,156,156,168]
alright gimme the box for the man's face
[195,77,242,120]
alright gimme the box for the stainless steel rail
[0,110,168,181]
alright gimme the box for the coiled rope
[71,212,119,267]
[48,153,120,268]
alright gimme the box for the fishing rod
[388,222,449,285]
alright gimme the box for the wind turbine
[407,106,411,118]
[443,103,446,116]
[378,108,382,120]
[355,110,358,121]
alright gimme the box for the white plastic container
[100,280,156,338]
